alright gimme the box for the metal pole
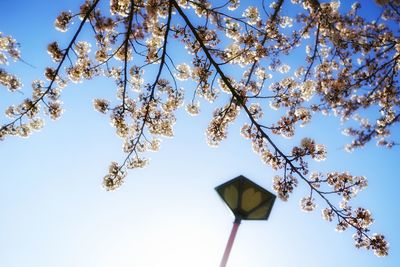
[219,217,241,267]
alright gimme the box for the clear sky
[0,1,399,267]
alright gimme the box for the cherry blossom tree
[1,0,399,257]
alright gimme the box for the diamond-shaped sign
[215,175,276,220]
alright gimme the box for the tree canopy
[1,0,399,258]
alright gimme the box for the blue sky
[0,1,399,267]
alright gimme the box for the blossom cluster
[273,174,298,201]
[206,102,240,147]
[0,32,22,91]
